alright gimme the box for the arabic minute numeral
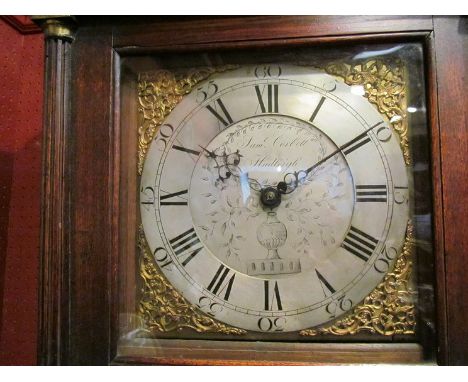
[254,65,282,79]
[155,123,174,151]
[140,186,155,210]
[257,317,286,332]
[374,244,398,274]
[196,80,219,103]
[197,296,223,316]
[326,295,353,319]
[394,186,409,205]
[376,124,393,142]
[153,246,173,269]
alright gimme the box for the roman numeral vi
[264,280,283,311]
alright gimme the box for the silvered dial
[140,65,409,332]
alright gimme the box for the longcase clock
[35,16,468,365]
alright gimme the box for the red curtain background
[0,16,43,365]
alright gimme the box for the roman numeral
[172,145,200,157]
[207,264,236,301]
[309,96,326,124]
[341,131,371,156]
[356,185,387,202]
[264,280,282,311]
[169,227,202,266]
[341,122,383,156]
[206,98,233,127]
[341,226,379,262]
[255,84,279,113]
[315,269,336,296]
[160,189,188,206]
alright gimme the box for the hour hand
[202,146,244,183]
[199,145,217,159]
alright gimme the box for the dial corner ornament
[300,220,416,336]
[137,62,413,335]
[138,225,246,335]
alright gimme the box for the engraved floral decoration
[284,153,349,258]
[300,221,415,336]
[325,59,410,165]
[138,226,246,335]
[195,145,262,266]
[193,116,352,272]
[197,187,260,265]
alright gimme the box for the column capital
[32,16,77,41]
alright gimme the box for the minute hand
[304,122,383,175]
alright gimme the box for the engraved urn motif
[256,212,287,260]
[248,212,301,276]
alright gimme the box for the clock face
[140,65,409,332]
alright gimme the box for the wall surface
[0,16,43,365]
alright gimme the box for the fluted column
[33,16,76,366]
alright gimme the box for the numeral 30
[257,316,286,332]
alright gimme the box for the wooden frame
[37,16,467,365]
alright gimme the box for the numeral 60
[254,65,282,79]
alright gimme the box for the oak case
[37,16,468,365]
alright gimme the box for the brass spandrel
[138,226,246,335]
[300,221,415,336]
[137,65,238,175]
[325,59,410,165]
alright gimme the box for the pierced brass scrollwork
[300,221,415,336]
[138,226,246,335]
[137,65,238,175]
[325,60,410,165]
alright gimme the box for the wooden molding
[433,16,468,366]
[116,340,428,365]
[1,16,42,34]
